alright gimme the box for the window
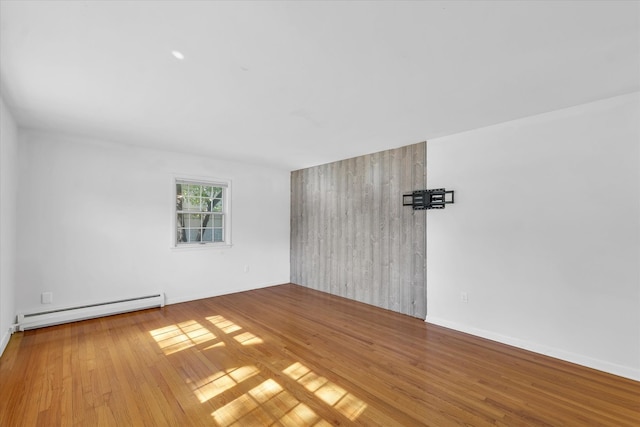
[174,178,230,247]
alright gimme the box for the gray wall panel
[290,142,426,318]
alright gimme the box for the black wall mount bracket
[403,188,454,210]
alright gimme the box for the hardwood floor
[1,284,638,426]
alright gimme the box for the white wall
[16,130,290,313]
[426,92,640,380]
[0,96,19,355]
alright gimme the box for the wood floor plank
[1,283,638,426]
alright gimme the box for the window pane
[188,185,202,197]
[185,214,202,227]
[202,228,213,242]
[177,228,187,243]
[183,196,200,211]
[212,188,223,211]
[176,184,184,210]
[181,185,202,210]
[187,229,200,242]
[213,215,223,227]
[214,228,223,242]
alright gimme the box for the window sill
[170,243,233,251]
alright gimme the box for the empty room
[1,1,639,426]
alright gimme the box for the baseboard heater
[17,293,165,331]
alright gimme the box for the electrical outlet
[461,292,469,303]
[41,292,53,304]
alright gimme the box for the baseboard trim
[17,293,164,331]
[0,329,11,359]
[425,316,640,382]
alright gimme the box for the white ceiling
[1,1,638,170]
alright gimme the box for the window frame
[171,175,232,249]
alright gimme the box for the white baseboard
[0,329,11,359]
[425,316,640,382]
[17,293,164,331]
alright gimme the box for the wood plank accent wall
[291,142,427,318]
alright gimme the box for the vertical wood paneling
[328,161,339,295]
[388,148,401,313]
[337,159,347,299]
[380,149,391,311]
[353,155,364,303]
[317,164,327,291]
[400,145,413,315]
[413,144,427,317]
[362,154,373,307]
[311,166,320,290]
[290,142,427,318]
[370,152,382,309]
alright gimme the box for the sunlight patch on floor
[149,320,216,355]
[193,365,260,403]
[206,315,243,334]
[283,362,367,421]
[233,331,264,346]
[212,378,330,427]
[202,341,226,351]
